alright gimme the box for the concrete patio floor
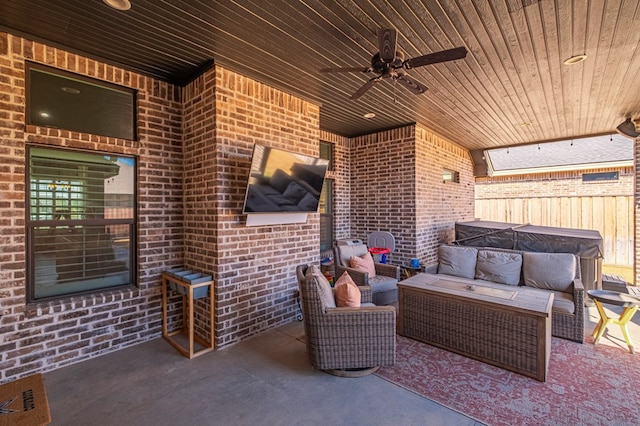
[41,302,640,426]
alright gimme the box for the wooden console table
[398,273,553,381]
[161,270,214,359]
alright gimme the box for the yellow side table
[162,270,214,358]
[588,289,640,354]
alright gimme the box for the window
[319,179,333,253]
[27,62,137,140]
[583,171,619,182]
[320,141,334,171]
[443,168,460,183]
[27,146,136,301]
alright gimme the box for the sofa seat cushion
[523,252,577,293]
[474,249,522,286]
[369,275,398,293]
[437,245,478,279]
[550,290,575,314]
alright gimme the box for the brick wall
[183,66,322,347]
[350,124,475,265]
[0,31,479,383]
[414,124,475,262]
[0,33,183,383]
[476,167,634,199]
[636,141,640,285]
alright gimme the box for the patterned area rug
[375,335,640,425]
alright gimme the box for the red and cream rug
[376,335,640,425]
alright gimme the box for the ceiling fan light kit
[320,28,467,100]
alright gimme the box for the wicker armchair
[296,264,396,376]
[333,240,400,305]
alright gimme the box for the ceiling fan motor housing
[371,51,404,72]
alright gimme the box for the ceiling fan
[320,28,468,100]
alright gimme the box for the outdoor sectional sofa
[424,245,585,343]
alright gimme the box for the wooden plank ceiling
[1,0,639,150]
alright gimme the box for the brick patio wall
[183,66,322,347]
[0,33,183,383]
[350,124,475,266]
[0,31,478,383]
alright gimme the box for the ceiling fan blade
[350,77,381,100]
[396,74,428,95]
[404,46,468,69]
[377,28,397,63]
[320,66,372,73]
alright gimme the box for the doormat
[375,335,640,425]
[0,373,51,426]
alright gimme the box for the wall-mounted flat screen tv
[242,144,329,214]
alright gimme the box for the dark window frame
[26,61,138,141]
[26,145,138,303]
[319,178,334,253]
[320,141,334,171]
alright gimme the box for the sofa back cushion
[437,245,478,279]
[475,249,522,286]
[522,252,577,293]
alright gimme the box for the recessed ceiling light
[61,86,80,95]
[363,113,376,119]
[39,112,50,118]
[103,0,131,11]
[563,54,587,65]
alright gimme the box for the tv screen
[242,144,329,214]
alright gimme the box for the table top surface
[399,273,553,315]
[587,289,640,307]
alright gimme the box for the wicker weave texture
[296,265,396,371]
[333,243,400,305]
[435,246,585,343]
[399,287,551,381]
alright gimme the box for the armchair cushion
[334,272,361,307]
[336,243,369,267]
[523,252,576,293]
[305,265,336,308]
[350,252,377,278]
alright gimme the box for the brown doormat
[0,373,51,426]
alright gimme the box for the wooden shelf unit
[161,271,214,359]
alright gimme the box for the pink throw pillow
[349,252,376,278]
[333,271,361,307]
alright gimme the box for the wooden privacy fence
[475,195,633,267]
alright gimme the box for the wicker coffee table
[398,274,554,382]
